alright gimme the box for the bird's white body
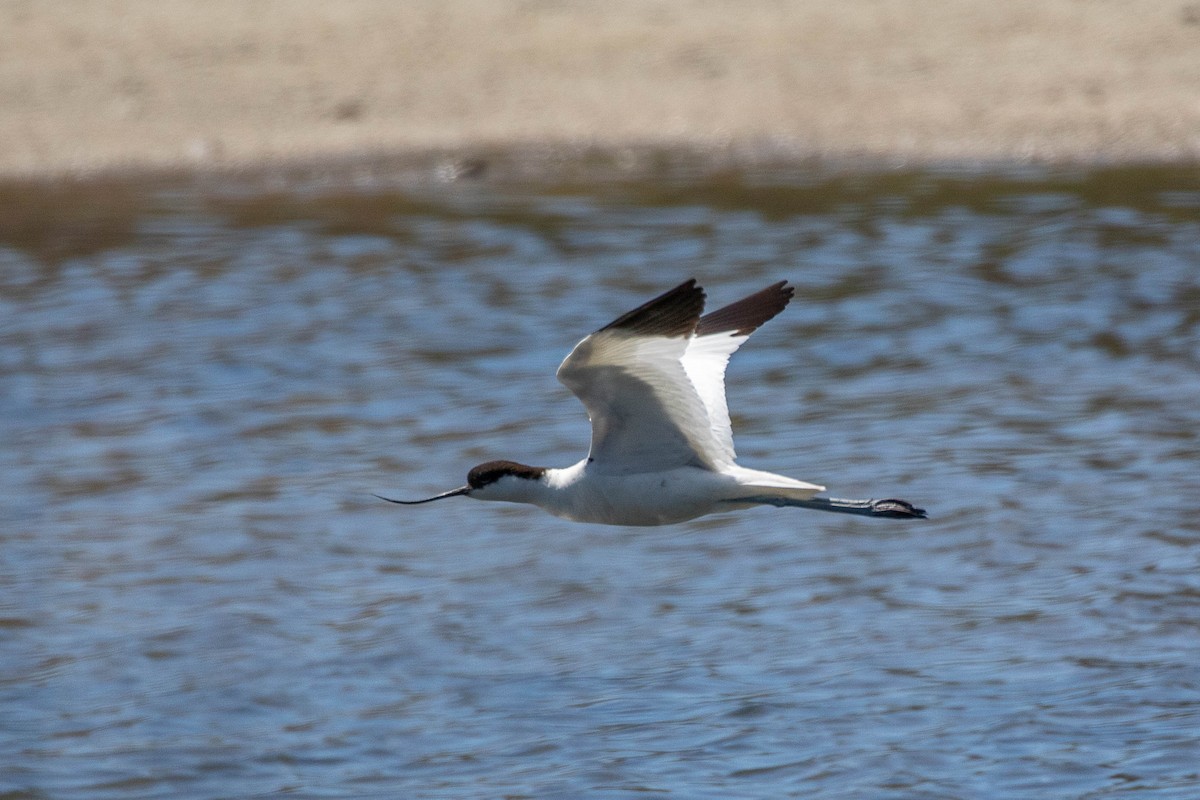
[477,459,822,526]
[380,279,925,525]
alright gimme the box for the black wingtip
[696,280,794,337]
[598,278,706,338]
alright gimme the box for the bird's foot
[869,499,927,519]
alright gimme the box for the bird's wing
[556,279,722,474]
[682,281,794,466]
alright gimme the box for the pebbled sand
[2,0,1199,179]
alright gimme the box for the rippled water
[3,166,1199,798]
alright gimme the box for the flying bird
[379,279,926,526]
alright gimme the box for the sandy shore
[2,0,1199,180]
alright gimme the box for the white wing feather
[556,279,821,492]
[557,331,724,473]
[680,330,751,467]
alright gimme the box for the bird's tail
[727,467,825,500]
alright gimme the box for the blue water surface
[1,167,1198,798]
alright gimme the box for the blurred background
[2,3,1199,798]
[3,0,1200,176]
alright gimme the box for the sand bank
[2,1,1198,180]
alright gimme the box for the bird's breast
[545,466,727,526]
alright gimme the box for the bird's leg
[728,495,927,519]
